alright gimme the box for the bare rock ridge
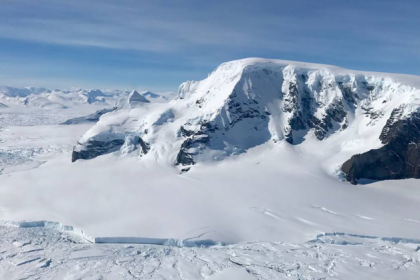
[72,135,149,162]
[341,111,420,184]
[60,108,115,125]
[70,58,420,184]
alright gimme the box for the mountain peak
[129,90,150,104]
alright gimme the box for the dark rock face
[175,123,212,166]
[283,75,310,144]
[135,136,150,155]
[338,83,358,109]
[379,108,405,143]
[72,135,149,162]
[72,139,125,162]
[180,167,191,173]
[280,74,349,144]
[306,99,347,141]
[176,83,271,166]
[342,112,420,184]
[61,108,115,125]
[179,126,195,137]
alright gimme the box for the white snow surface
[1,58,420,278]
[2,223,420,279]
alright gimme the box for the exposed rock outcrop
[342,111,420,184]
[72,134,149,162]
[175,122,213,166]
[72,139,125,162]
[60,108,115,125]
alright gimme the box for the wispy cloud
[0,0,419,90]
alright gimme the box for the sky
[0,0,419,92]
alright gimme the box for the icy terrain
[0,106,98,174]
[0,87,172,174]
[1,58,420,278]
[2,222,420,279]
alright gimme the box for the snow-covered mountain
[0,86,172,109]
[0,85,46,97]
[126,90,150,106]
[72,58,420,184]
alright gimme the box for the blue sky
[0,0,419,92]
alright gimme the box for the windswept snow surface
[2,223,420,279]
[2,139,420,245]
[1,58,420,278]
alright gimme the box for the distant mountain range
[0,86,174,109]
